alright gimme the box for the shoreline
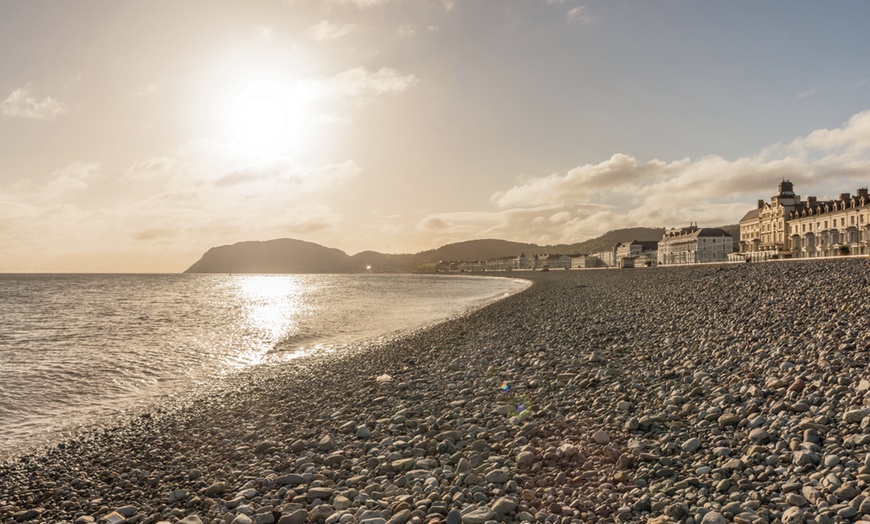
[2,259,870,524]
[0,273,530,464]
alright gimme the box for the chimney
[757,199,764,209]
[807,196,817,206]
[840,193,851,201]
[857,188,869,198]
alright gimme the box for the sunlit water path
[0,273,528,459]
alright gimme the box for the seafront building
[739,181,870,258]
[616,240,658,267]
[657,225,734,265]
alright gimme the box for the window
[841,217,846,226]
[824,220,828,229]
[851,216,855,225]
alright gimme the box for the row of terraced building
[740,180,870,259]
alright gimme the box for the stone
[461,507,495,524]
[309,505,335,522]
[254,514,275,524]
[277,474,304,486]
[205,482,227,497]
[700,511,726,524]
[491,496,518,514]
[748,428,770,444]
[318,434,336,451]
[101,512,125,524]
[592,430,610,444]
[445,509,462,524]
[844,409,866,423]
[682,437,701,453]
[484,469,509,483]
[178,517,204,524]
[276,509,308,524]
[231,515,253,524]
[308,487,334,500]
[718,413,741,428]
[838,506,858,519]
[254,440,279,454]
[168,489,187,504]
[516,451,535,468]
[781,506,805,524]
[786,493,807,507]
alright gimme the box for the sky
[2,1,870,272]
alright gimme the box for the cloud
[398,24,438,37]
[794,87,820,100]
[257,25,275,40]
[786,110,870,155]
[567,6,593,23]
[311,113,353,125]
[307,20,356,41]
[214,159,362,190]
[326,0,391,6]
[1,86,65,120]
[63,72,82,88]
[426,110,870,246]
[40,161,101,200]
[397,25,417,37]
[296,67,418,101]
[136,82,159,97]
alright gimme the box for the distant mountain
[571,227,666,255]
[718,223,740,239]
[184,239,352,274]
[183,225,737,274]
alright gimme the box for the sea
[0,273,528,460]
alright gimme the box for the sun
[229,80,304,157]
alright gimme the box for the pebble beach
[2,258,870,524]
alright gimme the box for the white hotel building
[739,181,870,258]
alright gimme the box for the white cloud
[424,110,870,246]
[0,136,362,269]
[296,67,418,101]
[326,0,391,7]
[567,6,593,23]
[787,110,870,155]
[311,113,353,125]
[63,72,83,88]
[40,161,100,200]
[307,20,356,41]
[397,25,417,37]
[136,82,159,97]
[257,25,275,40]
[1,86,65,120]
[794,87,820,100]
[399,24,438,37]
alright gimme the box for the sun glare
[228,80,305,157]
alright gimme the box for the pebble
[2,260,870,524]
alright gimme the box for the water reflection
[228,275,307,369]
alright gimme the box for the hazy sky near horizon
[2,1,870,272]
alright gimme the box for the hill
[571,227,665,255]
[183,225,737,273]
[184,239,352,274]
